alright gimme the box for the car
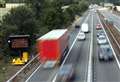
[97,35,107,45]
[55,64,75,82]
[97,30,104,37]
[96,24,102,30]
[77,32,86,40]
[98,44,114,61]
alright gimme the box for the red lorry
[37,29,69,68]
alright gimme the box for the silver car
[97,35,108,45]
[98,44,114,61]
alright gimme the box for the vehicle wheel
[66,46,69,52]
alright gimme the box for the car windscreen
[99,37,105,40]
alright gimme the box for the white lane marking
[111,13,120,21]
[7,55,39,82]
[87,12,94,82]
[25,12,90,82]
[114,24,120,33]
[104,12,120,33]
[52,13,91,82]
[106,12,120,34]
[97,13,120,69]
[25,64,42,82]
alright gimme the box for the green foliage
[78,0,89,13]
[40,0,64,30]
[26,0,44,19]
[0,6,40,61]
[5,0,25,3]
[0,25,17,62]
[0,0,89,61]
[63,9,73,27]
[62,0,88,27]
[2,6,39,35]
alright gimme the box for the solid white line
[114,24,120,34]
[26,12,90,82]
[97,13,120,69]
[7,55,39,82]
[106,12,120,34]
[52,13,91,82]
[105,12,120,33]
[87,12,94,82]
[25,64,42,82]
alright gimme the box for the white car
[77,32,86,40]
[97,35,107,45]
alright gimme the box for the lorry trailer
[37,29,69,68]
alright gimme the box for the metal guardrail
[7,55,40,82]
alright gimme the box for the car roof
[98,35,105,38]
[100,44,110,48]
[100,44,112,54]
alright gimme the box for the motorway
[6,9,120,82]
[100,11,120,61]
[25,11,93,82]
[25,10,120,82]
[93,12,120,82]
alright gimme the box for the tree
[40,0,64,30]
[2,6,39,36]
[78,0,88,14]
[25,0,44,19]
[0,6,40,61]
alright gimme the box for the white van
[81,23,89,33]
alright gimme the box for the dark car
[98,44,114,61]
[55,64,75,82]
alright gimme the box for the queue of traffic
[96,23,114,61]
